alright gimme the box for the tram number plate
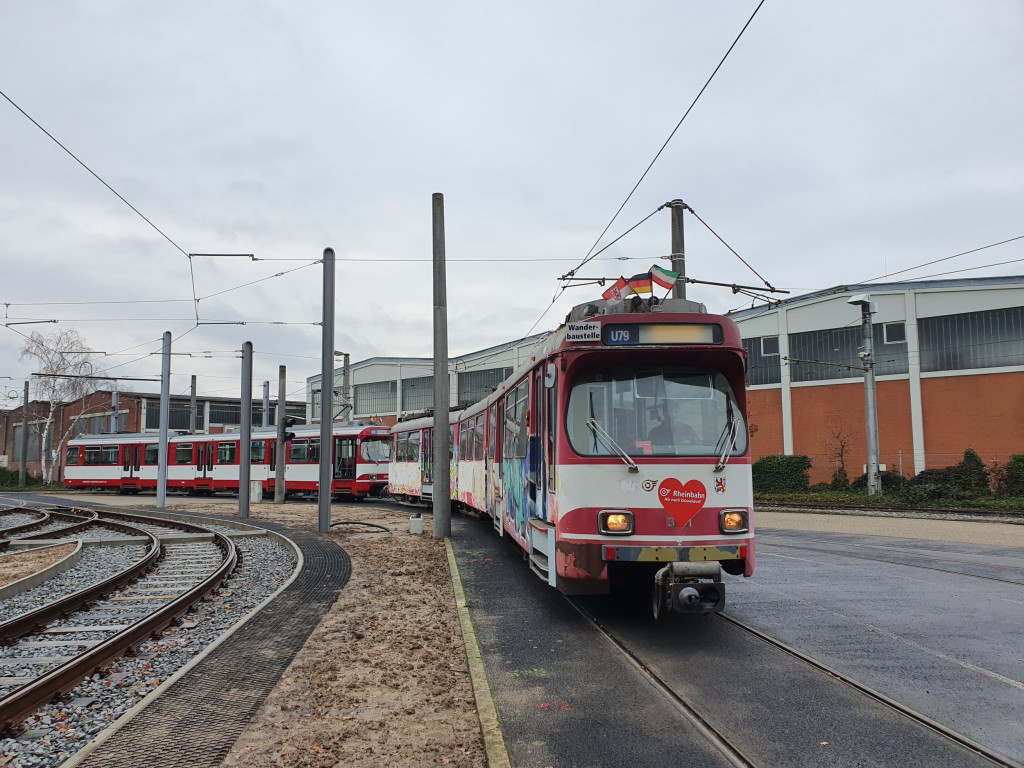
[604,325,639,345]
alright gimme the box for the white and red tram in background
[63,421,392,500]
[391,299,754,618]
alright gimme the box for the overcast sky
[2,0,1021,405]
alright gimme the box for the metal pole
[275,364,286,504]
[240,342,253,518]
[432,193,452,539]
[189,375,197,433]
[156,332,172,509]
[859,303,881,495]
[18,381,28,488]
[110,391,119,433]
[669,199,687,299]
[318,247,336,534]
[342,353,351,421]
[262,380,270,428]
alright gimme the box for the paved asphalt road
[454,511,1023,767]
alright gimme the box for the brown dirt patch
[0,543,77,588]
[157,501,486,768]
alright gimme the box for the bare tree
[19,330,100,483]
[822,417,856,486]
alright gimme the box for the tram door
[416,428,429,499]
[196,443,213,479]
[122,445,141,479]
[335,437,356,480]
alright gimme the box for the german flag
[627,273,653,294]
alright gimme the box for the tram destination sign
[566,321,602,342]
[603,323,722,345]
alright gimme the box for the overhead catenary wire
[562,0,767,284]
[522,2,767,339]
[857,234,1024,284]
[0,87,201,323]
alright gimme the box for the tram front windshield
[566,367,747,458]
[360,438,392,464]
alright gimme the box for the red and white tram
[391,299,754,618]
[63,421,392,500]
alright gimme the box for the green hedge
[752,455,812,492]
[0,467,45,488]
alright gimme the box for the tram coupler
[654,561,725,615]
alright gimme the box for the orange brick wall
[921,372,1024,468]
[790,380,914,484]
[746,389,783,460]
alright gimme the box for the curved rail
[0,509,54,543]
[0,518,161,644]
[0,514,237,730]
[17,508,101,542]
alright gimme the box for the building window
[458,367,513,407]
[354,381,397,415]
[919,306,1024,372]
[145,401,204,431]
[761,336,780,356]
[883,322,907,344]
[743,338,782,386]
[209,403,241,425]
[311,389,321,420]
[402,376,434,412]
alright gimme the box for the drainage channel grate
[76,520,351,768]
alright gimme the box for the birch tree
[19,330,100,483]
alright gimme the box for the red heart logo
[656,478,706,526]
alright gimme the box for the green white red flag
[651,264,679,291]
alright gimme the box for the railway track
[0,506,237,731]
[568,596,1021,768]
[758,531,1024,586]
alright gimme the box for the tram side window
[474,414,484,460]
[65,446,79,465]
[459,423,469,459]
[144,444,159,464]
[290,439,309,463]
[409,430,421,464]
[396,433,409,462]
[251,440,265,463]
[504,381,529,458]
[309,438,320,462]
[217,442,237,464]
[487,406,497,461]
[84,446,119,465]
[175,443,193,464]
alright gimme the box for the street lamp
[848,294,881,495]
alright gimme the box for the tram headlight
[719,509,748,534]
[598,510,634,535]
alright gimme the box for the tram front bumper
[601,544,745,563]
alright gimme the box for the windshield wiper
[713,400,739,473]
[586,417,639,472]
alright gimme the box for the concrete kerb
[60,519,304,768]
[0,541,83,600]
[444,538,512,768]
